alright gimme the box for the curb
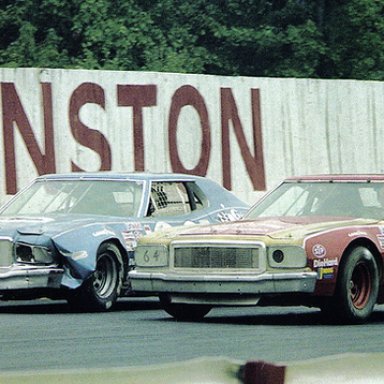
[1,353,384,383]
[0,357,243,384]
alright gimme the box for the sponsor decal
[123,222,144,251]
[126,222,143,231]
[348,231,368,237]
[313,257,338,268]
[217,208,242,222]
[312,244,326,258]
[317,267,335,280]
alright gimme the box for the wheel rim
[93,252,118,299]
[349,262,371,309]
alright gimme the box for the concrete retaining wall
[1,68,384,205]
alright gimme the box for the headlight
[15,243,54,264]
[267,246,307,268]
[272,249,284,264]
[135,245,168,267]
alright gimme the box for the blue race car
[0,172,248,311]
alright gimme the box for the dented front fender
[52,224,127,289]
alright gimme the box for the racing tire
[67,243,123,312]
[159,295,212,321]
[321,246,379,324]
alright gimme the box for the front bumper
[0,264,64,291]
[129,270,318,297]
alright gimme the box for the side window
[148,182,192,217]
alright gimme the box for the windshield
[0,179,145,217]
[246,181,384,220]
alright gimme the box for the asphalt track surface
[0,298,383,372]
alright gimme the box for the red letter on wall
[1,82,56,194]
[69,83,111,172]
[117,85,157,171]
[168,85,211,175]
[221,88,266,191]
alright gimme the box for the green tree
[198,0,326,77]
[318,0,384,79]
[0,0,383,80]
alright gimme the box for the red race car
[130,175,384,324]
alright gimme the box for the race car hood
[0,214,125,237]
[175,216,378,240]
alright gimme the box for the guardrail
[1,353,383,383]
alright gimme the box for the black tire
[159,295,212,321]
[321,246,379,324]
[67,243,123,312]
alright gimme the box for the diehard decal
[313,257,338,268]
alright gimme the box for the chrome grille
[0,239,14,267]
[174,246,259,269]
